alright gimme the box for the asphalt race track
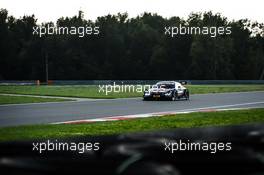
[0,91,264,127]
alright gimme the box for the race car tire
[185,90,190,100]
[171,95,176,101]
[174,91,178,101]
[143,97,150,101]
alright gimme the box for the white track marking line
[0,100,81,107]
[0,93,78,99]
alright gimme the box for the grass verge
[0,84,263,99]
[0,108,263,142]
[0,94,68,105]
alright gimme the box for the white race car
[143,81,189,101]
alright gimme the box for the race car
[143,81,189,101]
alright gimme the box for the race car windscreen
[157,83,175,89]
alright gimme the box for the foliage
[0,9,264,80]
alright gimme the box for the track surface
[0,91,264,127]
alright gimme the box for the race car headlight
[144,91,151,96]
[165,91,172,96]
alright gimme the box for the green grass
[0,84,263,99]
[187,84,264,94]
[0,108,263,142]
[0,94,68,105]
[0,85,139,99]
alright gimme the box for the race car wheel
[143,97,149,101]
[185,90,189,100]
[172,91,178,101]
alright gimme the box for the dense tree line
[0,9,263,80]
